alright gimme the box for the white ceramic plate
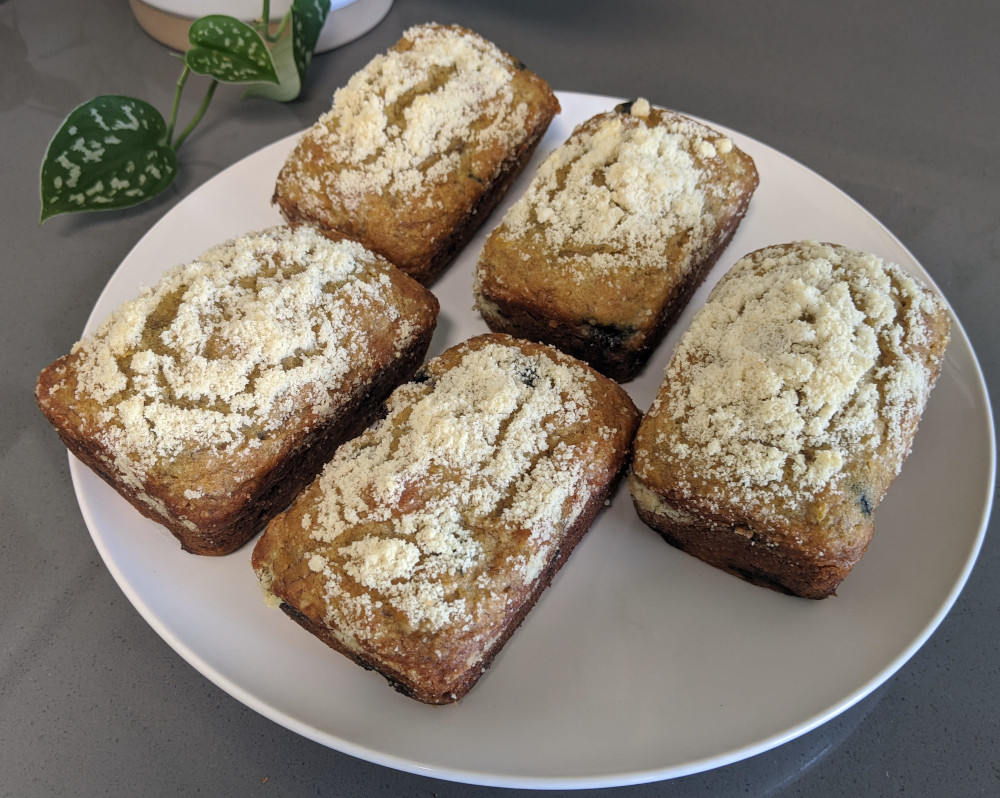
[70,92,995,789]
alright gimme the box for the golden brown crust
[35,226,439,555]
[631,494,866,599]
[252,334,641,703]
[474,101,758,381]
[629,241,950,598]
[273,23,560,285]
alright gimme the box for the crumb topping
[303,340,600,637]
[498,101,737,279]
[656,241,947,512]
[283,23,530,210]
[629,97,651,118]
[70,226,418,473]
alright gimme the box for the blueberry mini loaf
[36,225,439,555]
[629,242,950,598]
[273,23,560,285]
[474,99,758,381]
[252,333,641,703]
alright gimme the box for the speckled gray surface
[3,1,997,795]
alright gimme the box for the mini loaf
[474,98,758,381]
[36,225,439,555]
[629,241,950,598]
[273,23,560,285]
[252,333,641,703]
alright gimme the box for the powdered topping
[70,226,417,473]
[303,340,599,637]
[284,24,530,209]
[499,103,739,278]
[657,241,947,512]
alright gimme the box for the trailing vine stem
[165,64,189,146]
[259,0,291,43]
[173,78,219,151]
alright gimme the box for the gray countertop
[3,1,997,795]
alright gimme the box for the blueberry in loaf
[629,241,951,598]
[474,98,758,381]
[273,23,561,285]
[36,225,439,555]
[251,333,641,703]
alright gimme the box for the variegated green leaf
[291,0,331,83]
[244,0,330,102]
[243,25,300,101]
[40,96,177,222]
[185,15,279,84]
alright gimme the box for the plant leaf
[291,0,331,84]
[242,25,301,102]
[185,15,279,84]
[39,96,178,222]
[245,0,330,102]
